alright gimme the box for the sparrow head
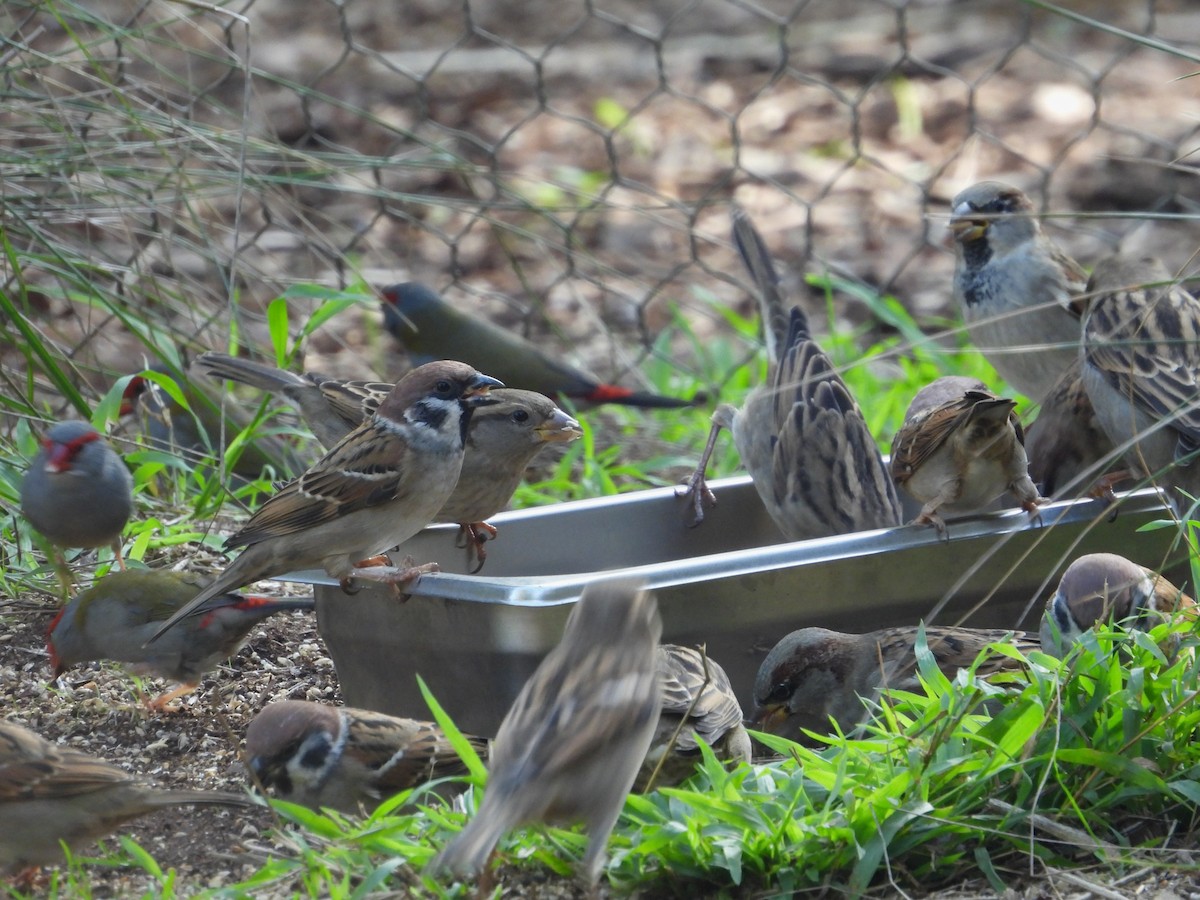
[1041,553,1158,655]
[378,360,503,441]
[1085,254,1171,296]
[245,700,344,798]
[751,627,856,741]
[565,579,663,650]
[39,421,103,473]
[949,181,1038,254]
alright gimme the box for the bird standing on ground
[244,700,489,814]
[429,579,662,885]
[679,207,902,539]
[380,282,696,409]
[0,720,248,873]
[1080,255,1200,515]
[47,569,315,711]
[1039,552,1195,656]
[20,420,133,575]
[890,376,1043,534]
[751,624,1037,742]
[949,181,1086,402]
[148,360,501,643]
[194,353,583,570]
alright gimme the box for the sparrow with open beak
[194,353,582,570]
[949,181,1086,402]
[147,360,501,644]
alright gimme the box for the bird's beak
[464,373,505,407]
[949,217,988,243]
[750,702,788,734]
[536,409,584,444]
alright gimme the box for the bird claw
[677,471,717,527]
[456,522,497,574]
[345,560,441,602]
[913,510,950,543]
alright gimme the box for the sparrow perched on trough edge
[1080,255,1200,515]
[0,720,248,873]
[121,367,305,481]
[429,579,662,885]
[635,644,751,792]
[147,360,501,644]
[890,376,1044,534]
[949,181,1086,402]
[195,353,582,570]
[20,420,133,572]
[1039,552,1195,656]
[244,700,490,814]
[1024,360,1119,499]
[751,625,1037,742]
[380,282,696,409]
[47,569,315,711]
[679,206,902,539]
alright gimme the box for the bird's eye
[434,379,453,395]
[766,682,792,704]
[511,410,529,423]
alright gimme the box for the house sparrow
[679,206,902,538]
[20,420,134,572]
[244,700,489,814]
[751,625,1037,742]
[47,569,315,710]
[1080,255,1200,515]
[949,181,1086,402]
[890,376,1044,534]
[194,353,583,570]
[1024,360,1119,498]
[147,360,501,644]
[635,644,751,792]
[429,579,662,885]
[1039,552,1195,656]
[380,282,696,409]
[0,720,248,873]
[121,366,305,481]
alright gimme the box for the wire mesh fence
[1,0,1198,430]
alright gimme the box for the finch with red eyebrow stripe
[47,569,314,712]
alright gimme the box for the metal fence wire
[0,0,1198,421]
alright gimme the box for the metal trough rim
[287,476,1176,608]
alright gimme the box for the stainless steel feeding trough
[298,476,1187,736]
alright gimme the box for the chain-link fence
[1,0,1198,425]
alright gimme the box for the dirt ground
[5,0,1200,895]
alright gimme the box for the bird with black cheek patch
[194,353,582,571]
[751,625,1037,743]
[147,360,501,643]
[244,701,489,814]
[949,182,1086,402]
[1040,552,1195,657]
